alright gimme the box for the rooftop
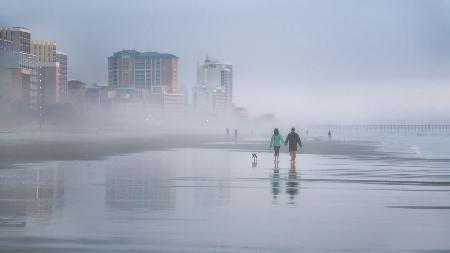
[56,51,68,56]
[68,80,87,89]
[202,56,231,67]
[111,50,177,58]
[32,40,56,46]
[0,27,31,33]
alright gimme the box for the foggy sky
[1,0,450,123]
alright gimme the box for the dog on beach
[252,152,258,162]
[251,152,258,168]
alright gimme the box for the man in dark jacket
[285,127,302,163]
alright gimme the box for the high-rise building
[31,41,68,105]
[0,27,38,111]
[67,80,87,112]
[194,57,233,115]
[108,50,178,96]
[0,38,13,53]
[0,56,38,110]
[56,51,68,103]
[37,62,60,106]
[31,41,56,62]
[162,93,186,117]
[0,53,38,111]
[0,27,31,54]
[211,88,229,115]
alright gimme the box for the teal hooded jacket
[270,134,284,147]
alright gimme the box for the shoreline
[0,131,385,170]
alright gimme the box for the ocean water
[321,133,450,182]
[0,133,450,252]
[334,131,450,159]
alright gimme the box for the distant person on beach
[285,127,302,163]
[270,128,284,164]
[226,128,230,137]
[234,128,238,139]
[328,130,332,143]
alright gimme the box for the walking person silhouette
[270,128,284,165]
[285,127,302,164]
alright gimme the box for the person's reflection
[274,159,279,169]
[271,168,281,201]
[286,163,299,203]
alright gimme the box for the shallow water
[1,145,450,252]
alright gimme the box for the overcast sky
[1,0,450,123]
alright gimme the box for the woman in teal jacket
[270,128,284,163]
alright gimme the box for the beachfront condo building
[108,50,185,116]
[67,80,87,112]
[56,51,68,103]
[194,57,233,115]
[108,50,178,96]
[0,27,38,111]
[0,27,69,113]
[0,38,13,52]
[31,41,69,105]
[37,62,60,105]
[0,27,31,54]
[0,51,38,111]
[31,41,56,62]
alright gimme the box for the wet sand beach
[0,131,450,252]
[0,130,383,170]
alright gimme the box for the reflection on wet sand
[270,163,300,205]
[286,163,299,204]
[271,169,281,201]
[1,148,450,252]
[105,153,175,211]
[0,164,64,231]
[191,150,231,208]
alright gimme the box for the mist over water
[1,1,450,252]
[239,82,450,124]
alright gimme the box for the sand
[0,130,384,170]
[0,147,449,252]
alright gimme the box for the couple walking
[269,127,302,164]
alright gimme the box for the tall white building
[194,57,233,115]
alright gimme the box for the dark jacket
[285,132,302,151]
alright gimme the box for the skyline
[1,0,450,123]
